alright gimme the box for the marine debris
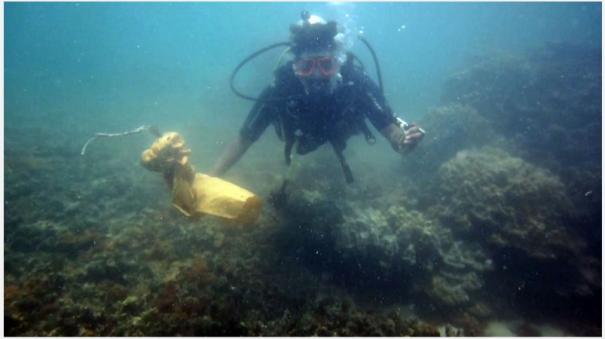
[80,125,160,156]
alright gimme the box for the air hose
[229,42,291,102]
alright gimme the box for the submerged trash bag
[141,132,262,224]
[171,172,262,224]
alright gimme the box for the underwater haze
[4,2,602,336]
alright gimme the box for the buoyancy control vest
[271,55,382,183]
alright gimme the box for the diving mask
[293,56,340,78]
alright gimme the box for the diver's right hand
[141,132,191,173]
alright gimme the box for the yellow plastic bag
[141,132,262,224]
[171,173,262,224]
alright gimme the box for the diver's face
[293,51,341,95]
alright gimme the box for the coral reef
[441,43,601,170]
[428,146,578,259]
[413,43,601,246]
[270,181,493,328]
[396,44,601,332]
[423,146,600,330]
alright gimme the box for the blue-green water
[4,2,602,336]
[6,2,600,127]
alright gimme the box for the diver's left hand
[403,124,424,145]
[396,123,425,154]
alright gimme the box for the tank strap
[284,137,294,166]
[330,141,354,184]
[358,119,376,144]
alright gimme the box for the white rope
[80,125,150,155]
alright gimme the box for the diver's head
[293,49,342,96]
[289,12,346,95]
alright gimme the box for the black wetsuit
[240,56,397,182]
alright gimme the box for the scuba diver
[210,12,425,183]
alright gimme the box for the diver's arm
[209,135,253,177]
[354,67,424,152]
[209,84,277,177]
